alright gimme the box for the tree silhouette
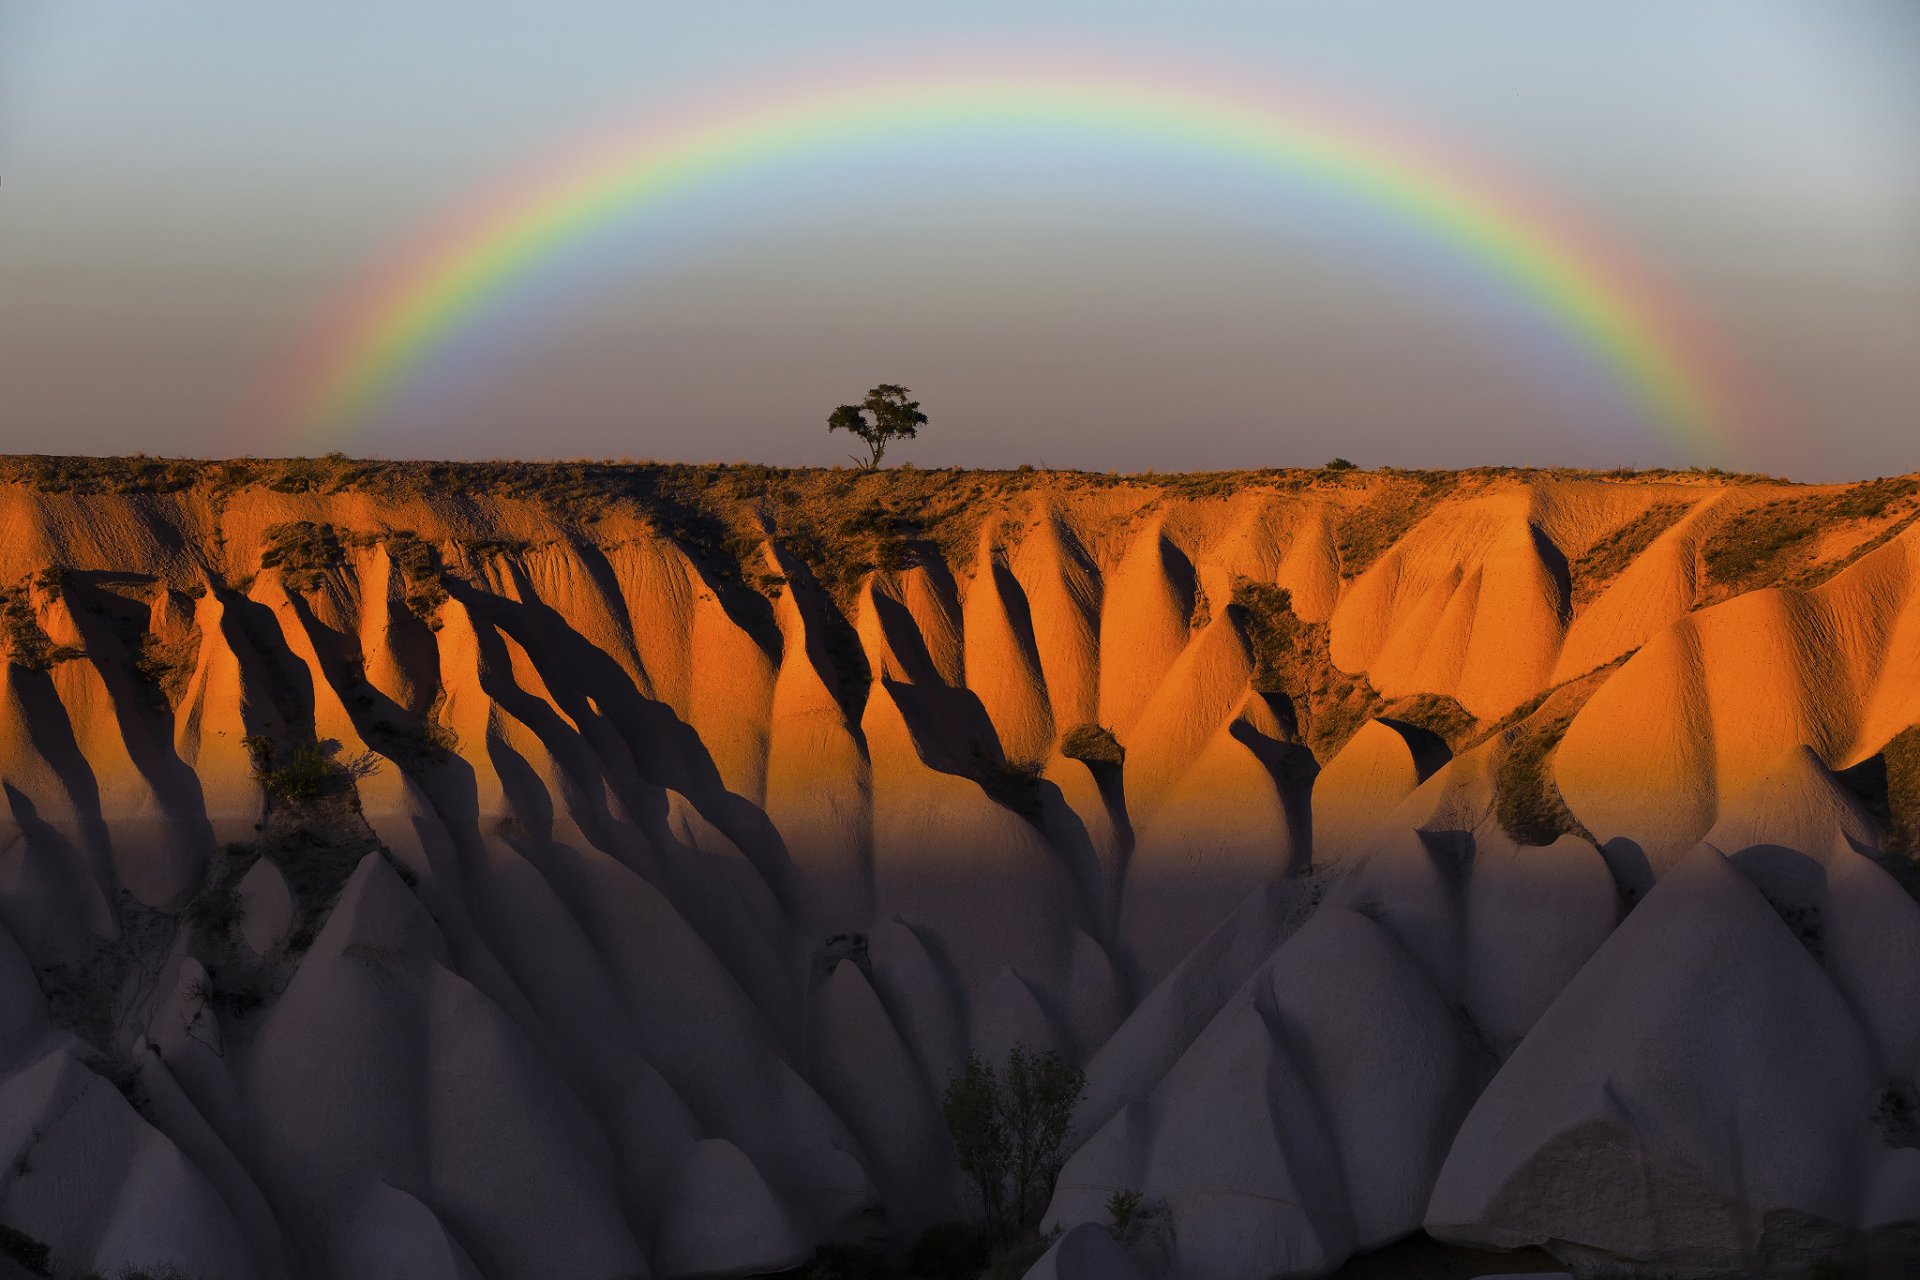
[942,1044,1086,1244]
[828,383,927,470]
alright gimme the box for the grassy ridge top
[0,452,1825,499]
[4,454,1914,608]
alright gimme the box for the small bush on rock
[1059,724,1124,767]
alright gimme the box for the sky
[0,2,1915,477]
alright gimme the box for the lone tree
[828,383,927,470]
[942,1044,1086,1245]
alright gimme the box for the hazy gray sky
[0,2,1914,476]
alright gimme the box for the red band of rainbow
[258,63,1758,455]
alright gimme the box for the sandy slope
[0,462,1915,1279]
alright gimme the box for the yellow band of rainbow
[261,65,1755,455]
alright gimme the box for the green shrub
[942,1045,1086,1245]
[1106,1189,1144,1245]
[244,737,379,807]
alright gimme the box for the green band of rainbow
[262,66,1754,453]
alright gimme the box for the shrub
[259,521,347,591]
[245,737,379,808]
[1322,457,1357,472]
[365,716,458,769]
[942,1045,1086,1245]
[0,585,83,671]
[381,531,450,620]
[1059,724,1124,767]
[1106,1189,1144,1245]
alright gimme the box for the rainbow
[261,61,1755,453]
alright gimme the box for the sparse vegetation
[1489,673,1611,847]
[798,1245,896,1280]
[371,529,450,621]
[1568,500,1691,609]
[259,521,348,591]
[942,1045,1086,1247]
[905,1223,991,1279]
[1059,723,1124,767]
[363,715,459,769]
[1231,580,1382,757]
[1701,478,1920,596]
[131,624,201,705]
[0,582,84,670]
[1884,726,1920,859]
[245,737,378,808]
[1331,470,1451,575]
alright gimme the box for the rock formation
[0,458,1914,1278]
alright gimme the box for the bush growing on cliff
[244,737,379,808]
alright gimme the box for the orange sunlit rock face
[0,460,1916,1278]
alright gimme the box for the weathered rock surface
[0,463,1914,1278]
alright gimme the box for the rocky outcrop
[0,463,1915,1278]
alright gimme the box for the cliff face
[0,460,1917,1280]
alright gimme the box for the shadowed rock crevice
[0,464,1916,1278]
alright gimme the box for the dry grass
[1380,692,1481,753]
[1485,666,1616,846]
[1700,478,1920,597]
[1887,725,1920,860]
[1330,471,1455,576]
[1231,577,1480,759]
[1569,501,1691,609]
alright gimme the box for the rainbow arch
[261,64,1755,453]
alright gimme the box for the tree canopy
[828,383,927,470]
[941,1044,1086,1244]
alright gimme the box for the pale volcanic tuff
[0,459,1916,1278]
